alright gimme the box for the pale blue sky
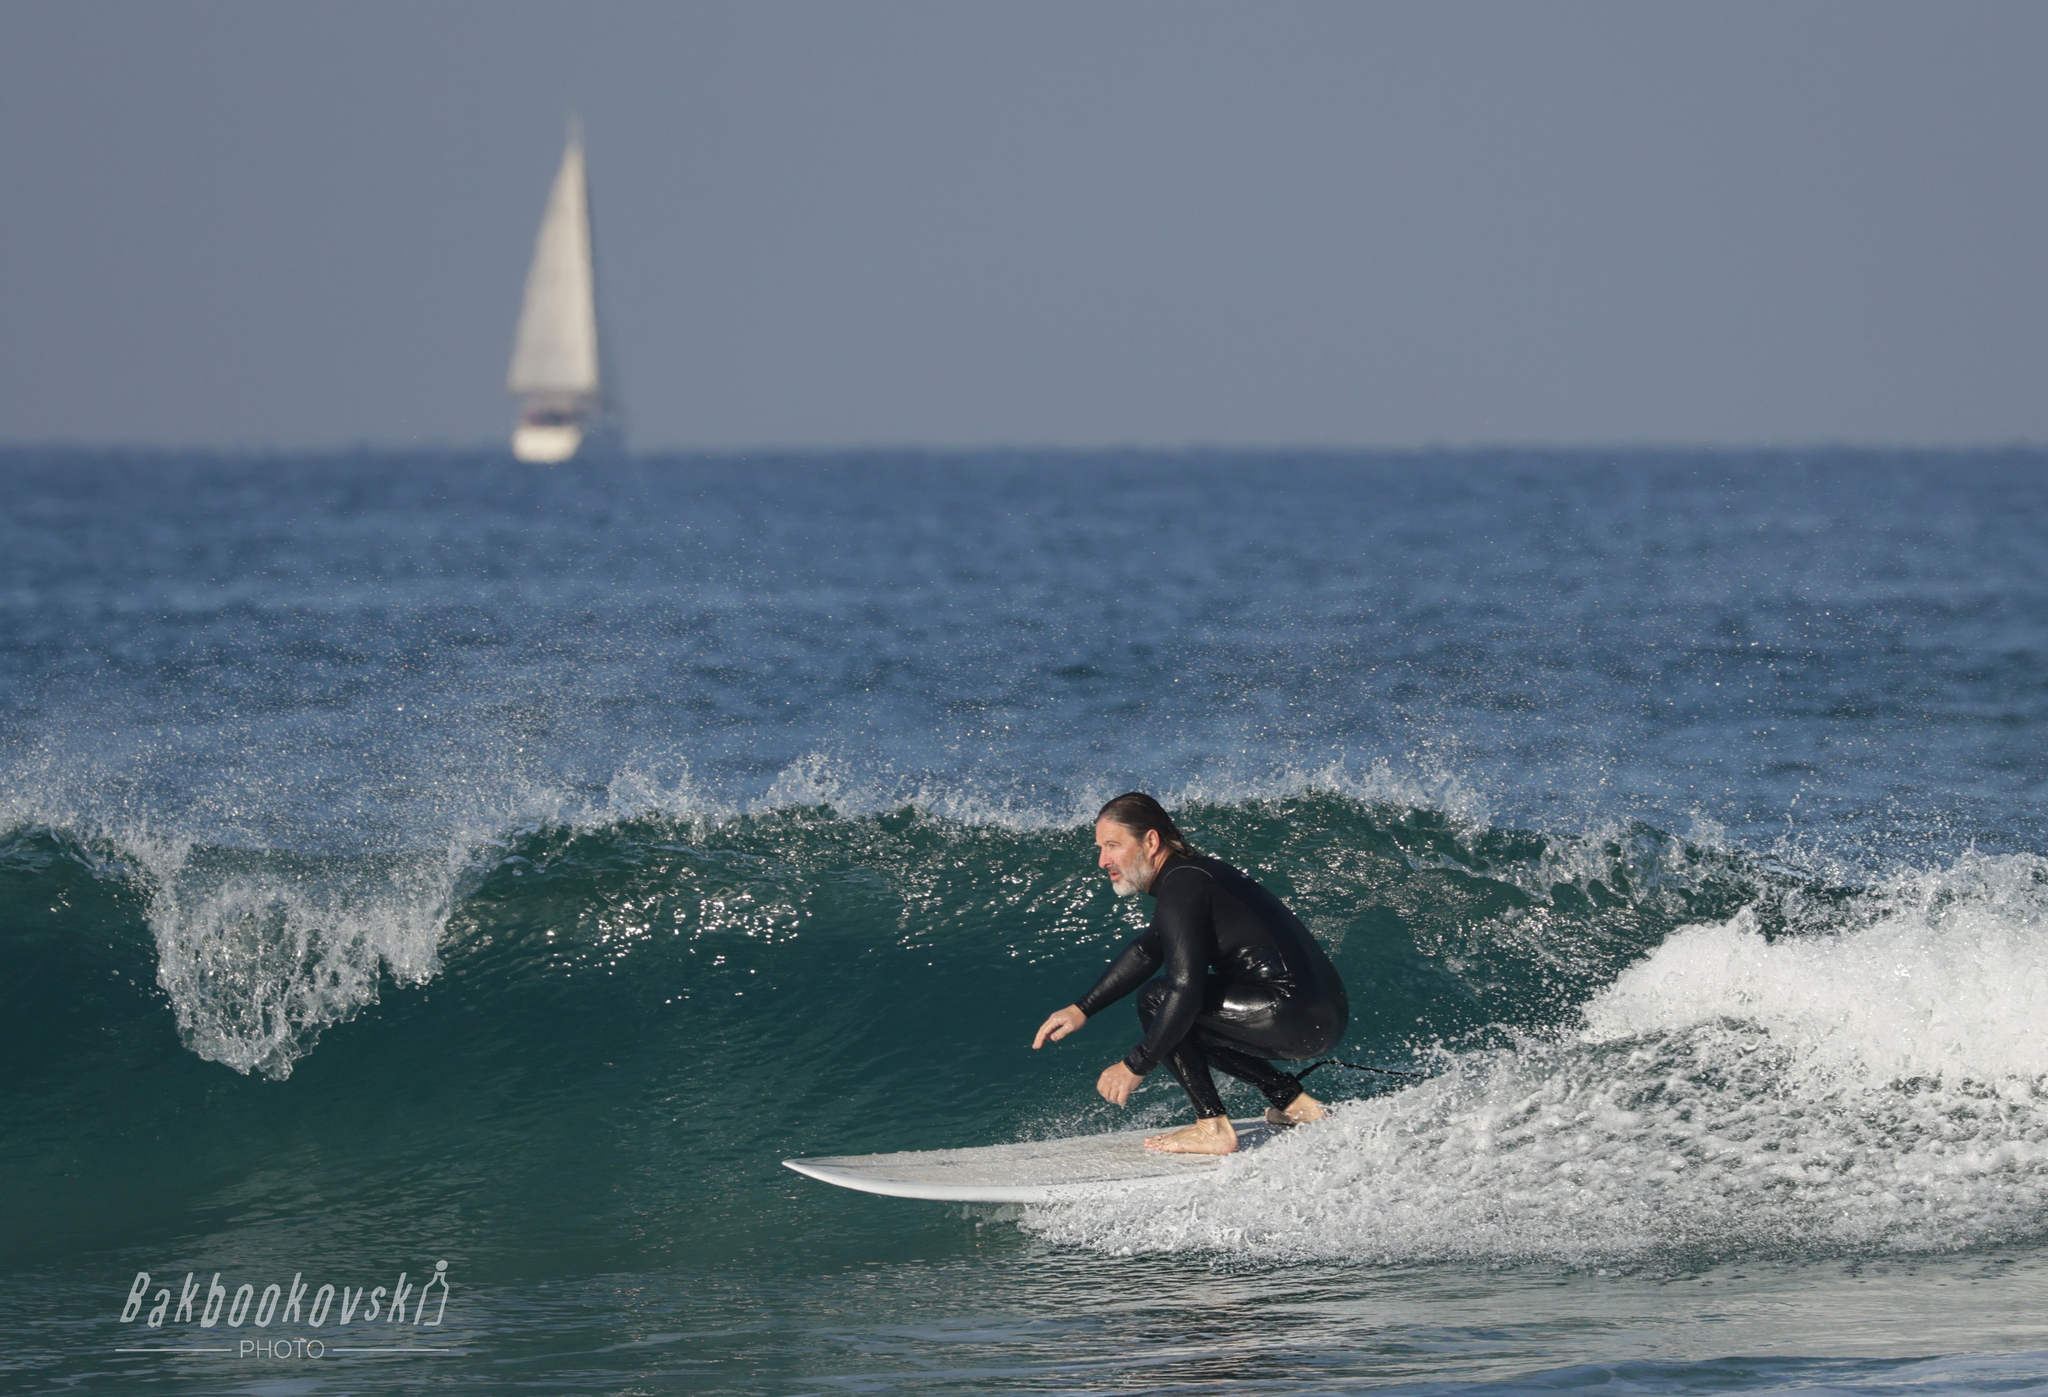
[2,1,2043,450]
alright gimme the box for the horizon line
[2,439,2043,459]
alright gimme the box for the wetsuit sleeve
[1120,869,1211,1077]
[1074,933,1159,1018]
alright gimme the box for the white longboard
[784,1116,1280,1203]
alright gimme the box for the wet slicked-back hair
[1095,791,1197,857]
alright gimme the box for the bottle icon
[417,1261,450,1326]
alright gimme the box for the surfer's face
[1095,819,1164,897]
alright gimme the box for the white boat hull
[512,422,583,464]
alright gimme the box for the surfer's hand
[1032,1005,1087,1049]
[1097,1062,1143,1106]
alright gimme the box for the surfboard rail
[784,1117,1278,1203]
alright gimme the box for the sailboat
[508,121,616,463]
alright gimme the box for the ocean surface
[5,448,2048,1395]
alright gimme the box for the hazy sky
[2,1,2044,450]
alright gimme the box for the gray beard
[1109,854,1158,898]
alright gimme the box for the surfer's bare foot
[1144,1116,1238,1155]
[1266,1092,1328,1127]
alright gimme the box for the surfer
[1032,792,1349,1155]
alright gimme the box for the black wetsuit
[1073,852,1348,1119]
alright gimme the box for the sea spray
[1025,854,2048,1263]
[146,854,454,1079]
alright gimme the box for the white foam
[751,752,1070,830]
[1584,855,2048,1088]
[148,858,451,1078]
[1162,755,1497,833]
[0,775,492,1079]
[1027,854,2048,1262]
[716,749,1504,835]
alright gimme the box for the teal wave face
[0,796,1785,1268]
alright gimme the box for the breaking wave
[9,770,2046,1267]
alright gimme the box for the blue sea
[6,449,2048,1394]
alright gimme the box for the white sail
[509,123,606,462]
[510,130,599,397]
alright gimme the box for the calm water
[4,449,2048,1394]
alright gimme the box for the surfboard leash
[1295,1058,1426,1081]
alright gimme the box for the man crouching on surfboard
[1032,792,1349,1155]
